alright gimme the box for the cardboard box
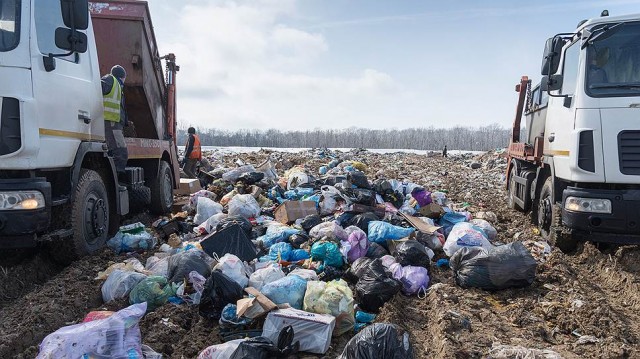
[274,201,318,224]
[177,178,202,195]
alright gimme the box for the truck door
[546,41,580,181]
[31,2,103,169]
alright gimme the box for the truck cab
[0,0,179,261]
[507,12,640,251]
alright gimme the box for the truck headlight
[565,197,612,214]
[0,191,46,210]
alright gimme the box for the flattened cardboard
[275,201,318,224]
[400,212,441,235]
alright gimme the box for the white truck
[0,0,180,262]
[506,11,640,252]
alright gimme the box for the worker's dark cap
[188,127,196,134]
[111,65,126,80]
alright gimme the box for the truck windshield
[586,21,640,97]
[0,0,20,52]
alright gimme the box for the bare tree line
[176,124,511,151]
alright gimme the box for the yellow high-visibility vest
[103,75,122,122]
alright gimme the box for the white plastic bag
[470,218,498,241]
[443,222,494,257]
[36,303,147,359]
[214,253,249,288]
[195,213,228,235]
[146,255,170,278]
[262,308,336,354]
[248,266,285,291]
[228,194,261,219]
[101,269,147,303]
[194,197,223,225]
[198,339,246,359]
[288,268,319,281]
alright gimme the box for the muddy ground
[1,149,640,359]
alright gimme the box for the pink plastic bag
[342,226,369,263]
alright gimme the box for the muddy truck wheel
[507,166,522,210]
[150,161,173,214]
[47,169,110,264]
[538,177,578,253]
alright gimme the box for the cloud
[149,0,402,130]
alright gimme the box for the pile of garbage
[34,148,540,358]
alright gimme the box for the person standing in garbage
[102,65,129,177]
[183,127,202,178]
[442,145,448,158]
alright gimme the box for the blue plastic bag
[367,221,414,244]
[258,225,300,248]
[438,211,468,236]
[311,241,344,268]
[261,275,308,309]
[268,242,293,262]
[290,249,310,261]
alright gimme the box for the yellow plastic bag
[303,279,354,336]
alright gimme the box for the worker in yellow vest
[101,65,129,175]
[182,127,201,178]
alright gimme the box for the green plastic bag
[129,276,178,311]
[311,241,344,268]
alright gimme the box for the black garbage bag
[167,250,211,284]
[366,242,389,259]
[450,242,537,291]
[373,179,404,209]
[339,323,413,359]
[230,325,299,359]
[347,171,371,189]
[355,259,402,313]
[289,233,310,249]
[394,240,431,269]
[318,266,345,281]
[347,212,379,235]
[238,172,265,185]
[217,215,253,236]
[300,214,322,232]
[200,224,258,262]
[344,257,375,283]
[341,188,376,206]
[322,175,347,187]
[199,270,244,320]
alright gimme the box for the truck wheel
[538,177,578,253]
[48,169,110,264]
[150,161,173,214]
[507,166,522,210]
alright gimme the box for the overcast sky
[147,0,639,131]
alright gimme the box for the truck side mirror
[61,0,89,30]
[541,74,563,92]
[55,27,88,53]
[541,37,565,75]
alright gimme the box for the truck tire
[538,177,578,253]
[150,161,173,214]
[48,169,110,264]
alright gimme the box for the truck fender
[70,142,127,216]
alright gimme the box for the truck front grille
[618,130,640,175]
[0,97,21,156]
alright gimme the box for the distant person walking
[442,145,448,158]
[183,127,201,178]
